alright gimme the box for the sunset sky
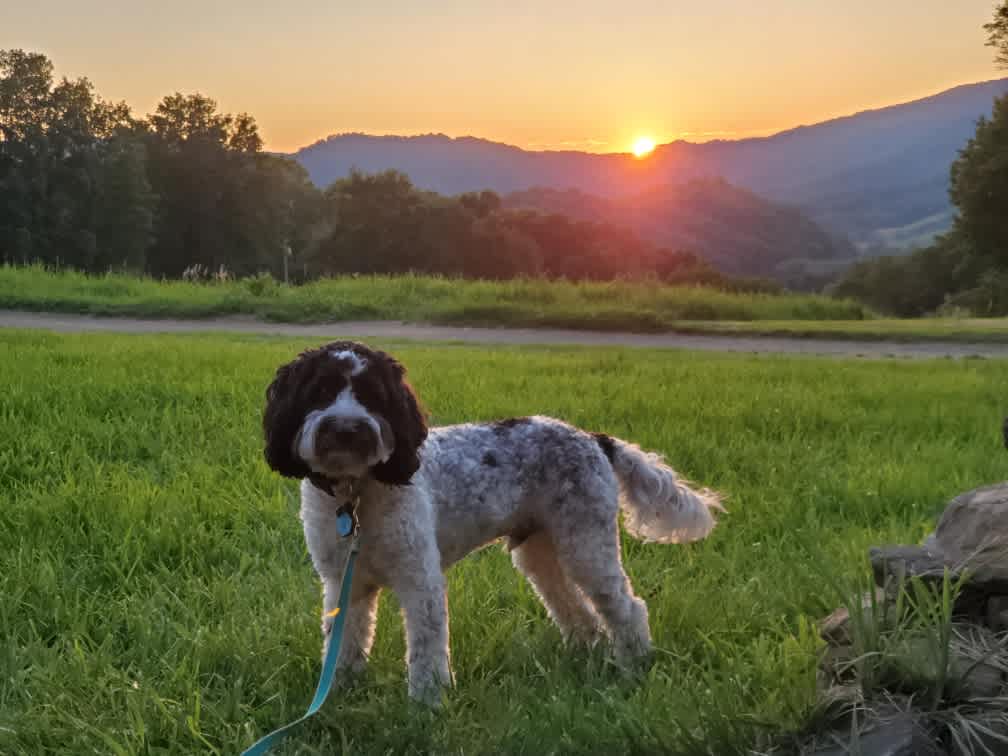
[3,1,1002,153]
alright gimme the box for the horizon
[298,75,1008,155]
[3,1,1002,153]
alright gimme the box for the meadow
[1,329,1006,754]
[1,264,866,328]
[5,265,1008,344]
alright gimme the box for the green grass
[661,318,1008,343]
[1,330,1005,754]
[0,264,869,328]
[5,264,1008,343]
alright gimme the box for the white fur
[329,349,367,375]
[611,440,725,543]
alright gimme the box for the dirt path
[2,310,1007,359]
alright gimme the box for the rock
[949,624,1006,700]
[813,683,864,731]
[952,657,1004,700]
[820,607,852,646]
[804,711,941,756]
[935,483,1008,592]
[869,545,952,590]
[807,684,867,745]
[871,483,1008,617]
[818,644,858,689]
[987,596,1008,632]
[819,589,889,647]
[885,625,1005,702]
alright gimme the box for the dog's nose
[316,417,372,456]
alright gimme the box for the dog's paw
[332,664,368,691]
[563,624,604,649]
[407,670,451,708]
[611,642,654,683]
[408,683,444,708]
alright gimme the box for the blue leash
[242,510,359,755]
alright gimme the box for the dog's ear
[370,354,428,486]
[263,358,312,479]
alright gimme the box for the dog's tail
[599,435,725,544]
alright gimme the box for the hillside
[292,78,1008,252]
[504,182,856,280]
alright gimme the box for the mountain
[504,182,855,281]
[292,79,1008,255]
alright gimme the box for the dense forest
[0,49,765,291]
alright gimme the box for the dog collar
[308,474,360,537]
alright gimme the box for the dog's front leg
[322,574,381,681]
[395,572,452,705]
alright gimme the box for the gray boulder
[871,483,1008,612]
[935,483,1008,590]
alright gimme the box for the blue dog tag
[337,511,354,537]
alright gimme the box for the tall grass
[0,264,870,330]
[1,330,1005,754]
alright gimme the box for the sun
[632,136,656,158]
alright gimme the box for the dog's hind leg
[551,514,652,666]
[511,531,602,645]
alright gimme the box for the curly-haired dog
[263,341,724,702]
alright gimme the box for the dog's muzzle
[315,416,377,459]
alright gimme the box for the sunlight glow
[632,136,656,158]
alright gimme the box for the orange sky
[3,1,1001,153]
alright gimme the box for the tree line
[1,49,767,291]
[830,2,1008,316]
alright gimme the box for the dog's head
[263,341,428,486]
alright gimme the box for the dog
[262,341,724,702]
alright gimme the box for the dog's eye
[353,378,386,406]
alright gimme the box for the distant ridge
[292,79,1007,246]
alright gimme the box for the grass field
[0,264,868,327]
[663,317,1008,343]
[2,330,1006,754]
[4,265,1008,344]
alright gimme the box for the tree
[94,137,156,271]
[458,190,501,218]
[148,93,232,146]
[949,95,1008,264]
[142,92,276,276]
[228,112,263,153]
[986,1,1008,69]
[0,49,52,141]
[311,170,426,275]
